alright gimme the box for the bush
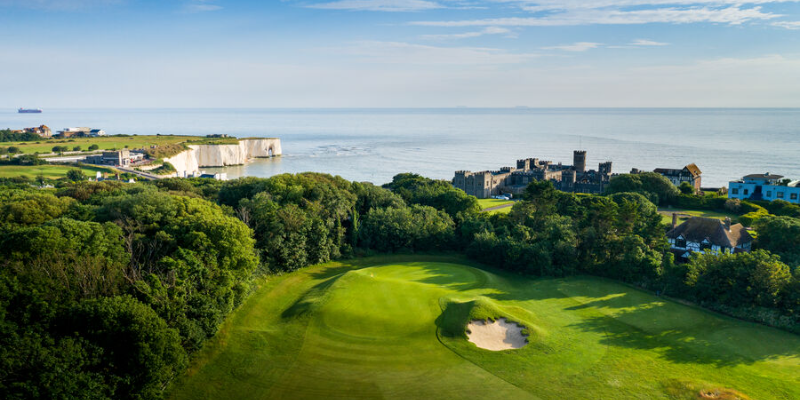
[88,144,100,151]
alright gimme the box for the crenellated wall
[164,138,281,176]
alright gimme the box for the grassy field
[658,208,739,226]
[477,198,515,214]
[0,164,116,180]
[169,255,800,400]
[3,135,203,154]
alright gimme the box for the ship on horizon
[18,108,43,114]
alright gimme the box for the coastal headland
[0,134,281,180]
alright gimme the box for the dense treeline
[0,129,40,142]
[1,172,799,399]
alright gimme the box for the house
[55,127,105,138]
[728,173,800,204]
[651,163,702,190]
[666,216,753,262]
[13,125,52,138]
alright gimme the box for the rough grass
[3,135,200,154]
[169,255,800,400]
[658,208,740,226]
[0,164,116,179]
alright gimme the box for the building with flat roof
[728,173,800,204]
[86,150,145,167]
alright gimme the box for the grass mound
[169,256,800,400]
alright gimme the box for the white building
[728,173,800,204]
[666,216,753,262]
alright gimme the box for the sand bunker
[466,318,528,351]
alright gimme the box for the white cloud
[182,0,222,12]
[340,41,539,64]
[306,0,443,12]
[494,0,799,12]
[542,42,602,51]
[412,6,779,27]
[421,26,512,39]
[630,39,668,45]
[772,20,800,29]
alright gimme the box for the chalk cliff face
[164,138,281,176]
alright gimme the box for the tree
[73,145,82,151]
[754,216,800,266]
[67,168,87,182]
[7,146,20,154]
[679,181,694,195]
[0,189,75,230]
[605,172,679,205]
[59,296,188,400]
[359,205,455,252]
[88,144,100,151]
[384,173,480,219]
[685,251,792,308]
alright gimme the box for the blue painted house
[728,173,800,204]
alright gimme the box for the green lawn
[0,164,116,180]
[3,135,200,154]
[658,208,739,226]
[169,255,800,400]
[477,198,515,214]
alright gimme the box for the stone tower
[573,150,587,173]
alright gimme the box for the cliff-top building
[13,125,52,138]
[453,150,614,198]
[728,173,800,204]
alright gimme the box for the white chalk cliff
[164,138,281,176]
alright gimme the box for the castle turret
[599,161,612,176]
[574,150,586,173]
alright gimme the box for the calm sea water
[3,108,799,187]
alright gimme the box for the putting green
[169,256,800,400]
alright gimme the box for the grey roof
[666,217,753,248]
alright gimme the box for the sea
[3,108,799,188]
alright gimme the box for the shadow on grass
[280,265,355,319]
[482,276,800,367]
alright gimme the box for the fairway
[170,256,800,400]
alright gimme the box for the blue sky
[1,0,799,107]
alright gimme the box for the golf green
[169,256,800,400]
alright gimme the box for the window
[675,238,686,248]
[744,189,749,195]
[778,192,785,199]
[700,241,712,251]
[732,188,739,195]
[792,193,798,200]
[766,191,772,197]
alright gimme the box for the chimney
[672,213,678,229]
[724,217,732,231]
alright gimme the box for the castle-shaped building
[453,151,614,199]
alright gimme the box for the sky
[1,0,799,107]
